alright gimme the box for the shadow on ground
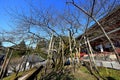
[41,70,75,80]
[106,77,116,80]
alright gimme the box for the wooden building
[77,6,120,53]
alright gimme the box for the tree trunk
[92,18,120,64]
[62,41,65,70]
[0,48,10,79]
[68,2,120,64]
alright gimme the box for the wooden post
[0,48,10,79]
[1,49,13,79]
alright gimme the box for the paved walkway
[83,59,120,70]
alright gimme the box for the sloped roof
[76,6,120,42]
[25,54,45,63]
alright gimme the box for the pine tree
[34,40,48,59]
[18,40,26,49]
[13,40,27,56]
[0,42,2,47]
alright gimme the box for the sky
[0,0,118,47]
[0,0,66,32]
[0,0,119,33]
[0,0,67,47]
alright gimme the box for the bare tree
[66,0,120,64]
[3,0,119,79]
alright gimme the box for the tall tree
[12,40,27,56]
[66,0,120,64]
[18,40,26,49]
[35,39,48,59]
[0,42,1,46]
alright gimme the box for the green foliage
[80,66,120,80]
[34,40,48,59]
[18,40,26,48]
[0,42,2,46]
[12,40,27,57]
[79,66,90,74]
[98,67,120,80]
[37,39,48,48]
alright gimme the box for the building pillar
[99,44,104,52]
